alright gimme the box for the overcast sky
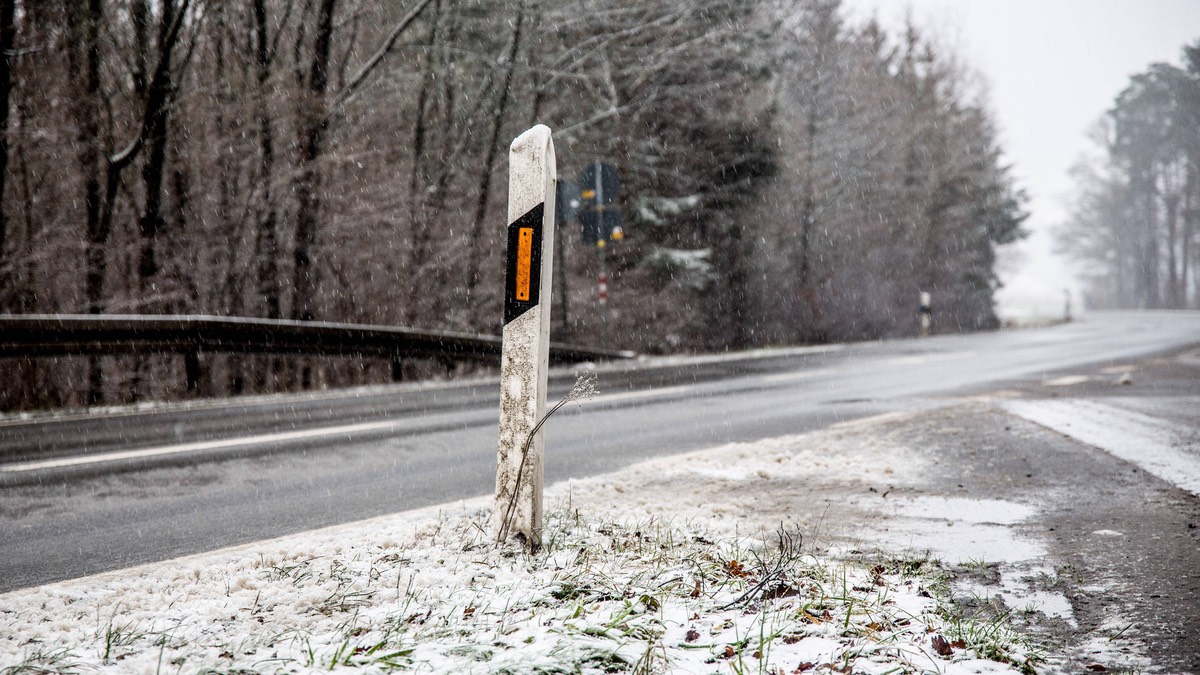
[837,0,1200,315]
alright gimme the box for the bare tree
[1061,46,1200,310]
[0,0,14,302]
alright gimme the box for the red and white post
[494,125,556,548]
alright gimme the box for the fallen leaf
[1086,665,1108,672]
[686,630,700,643]
[931,635,954,656]
[724,646,736,659]
[793,663,815,673]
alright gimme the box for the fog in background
[842,0,1200,320]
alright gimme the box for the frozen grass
[1,503,1040,674]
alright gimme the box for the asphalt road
[1,310,1197,593]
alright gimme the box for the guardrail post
[495,125,556,548]
[184,351,201,393]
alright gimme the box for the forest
[0,0,1026,409]
[1058,41,1200,311]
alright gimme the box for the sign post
[578,161,621,350]
[495,125,556,548]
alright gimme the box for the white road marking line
[1003,398,1200,499]
[0,420,403,473]
[6,387,691,473]
[585,385,692,405]
[886,351,976,366]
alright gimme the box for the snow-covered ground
[1,411,1055,674]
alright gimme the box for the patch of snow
[849,493,1077,638]
[1002,398,1200,499]
[640,247,715,291]
[856,494,1044,566]
[633,195,702,225]
[867,517,1047,567]
[882,496,1037,527]
[1065,612,1154,674]
[961,567,1076,627]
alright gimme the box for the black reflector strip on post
[504,202,544,325]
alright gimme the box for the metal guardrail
[0,314,635,388]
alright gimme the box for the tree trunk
[254,0,281,322]
[292,0,336,327]
[464,3,524,325]
[135,0,177,307]
[66,0,108,404]
[1166,191,1180,308]
[252,0,282,392]
[291,0,336,389]
[0,0,16,306]
[403,0,440,324]
[1137,170,1161,308]
[1186,162,1197,307]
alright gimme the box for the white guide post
[495,125,556,548]
[919,291,932,337]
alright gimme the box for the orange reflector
[515,227,533,301]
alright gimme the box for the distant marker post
[495,125,556,548]
[919,291,932,337]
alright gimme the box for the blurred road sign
[579,161,622,245]
[579,162,619,204]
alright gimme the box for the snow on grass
[0,507,1037,674]
[0,414,1044,674]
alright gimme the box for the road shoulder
[3,349,1198,673]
